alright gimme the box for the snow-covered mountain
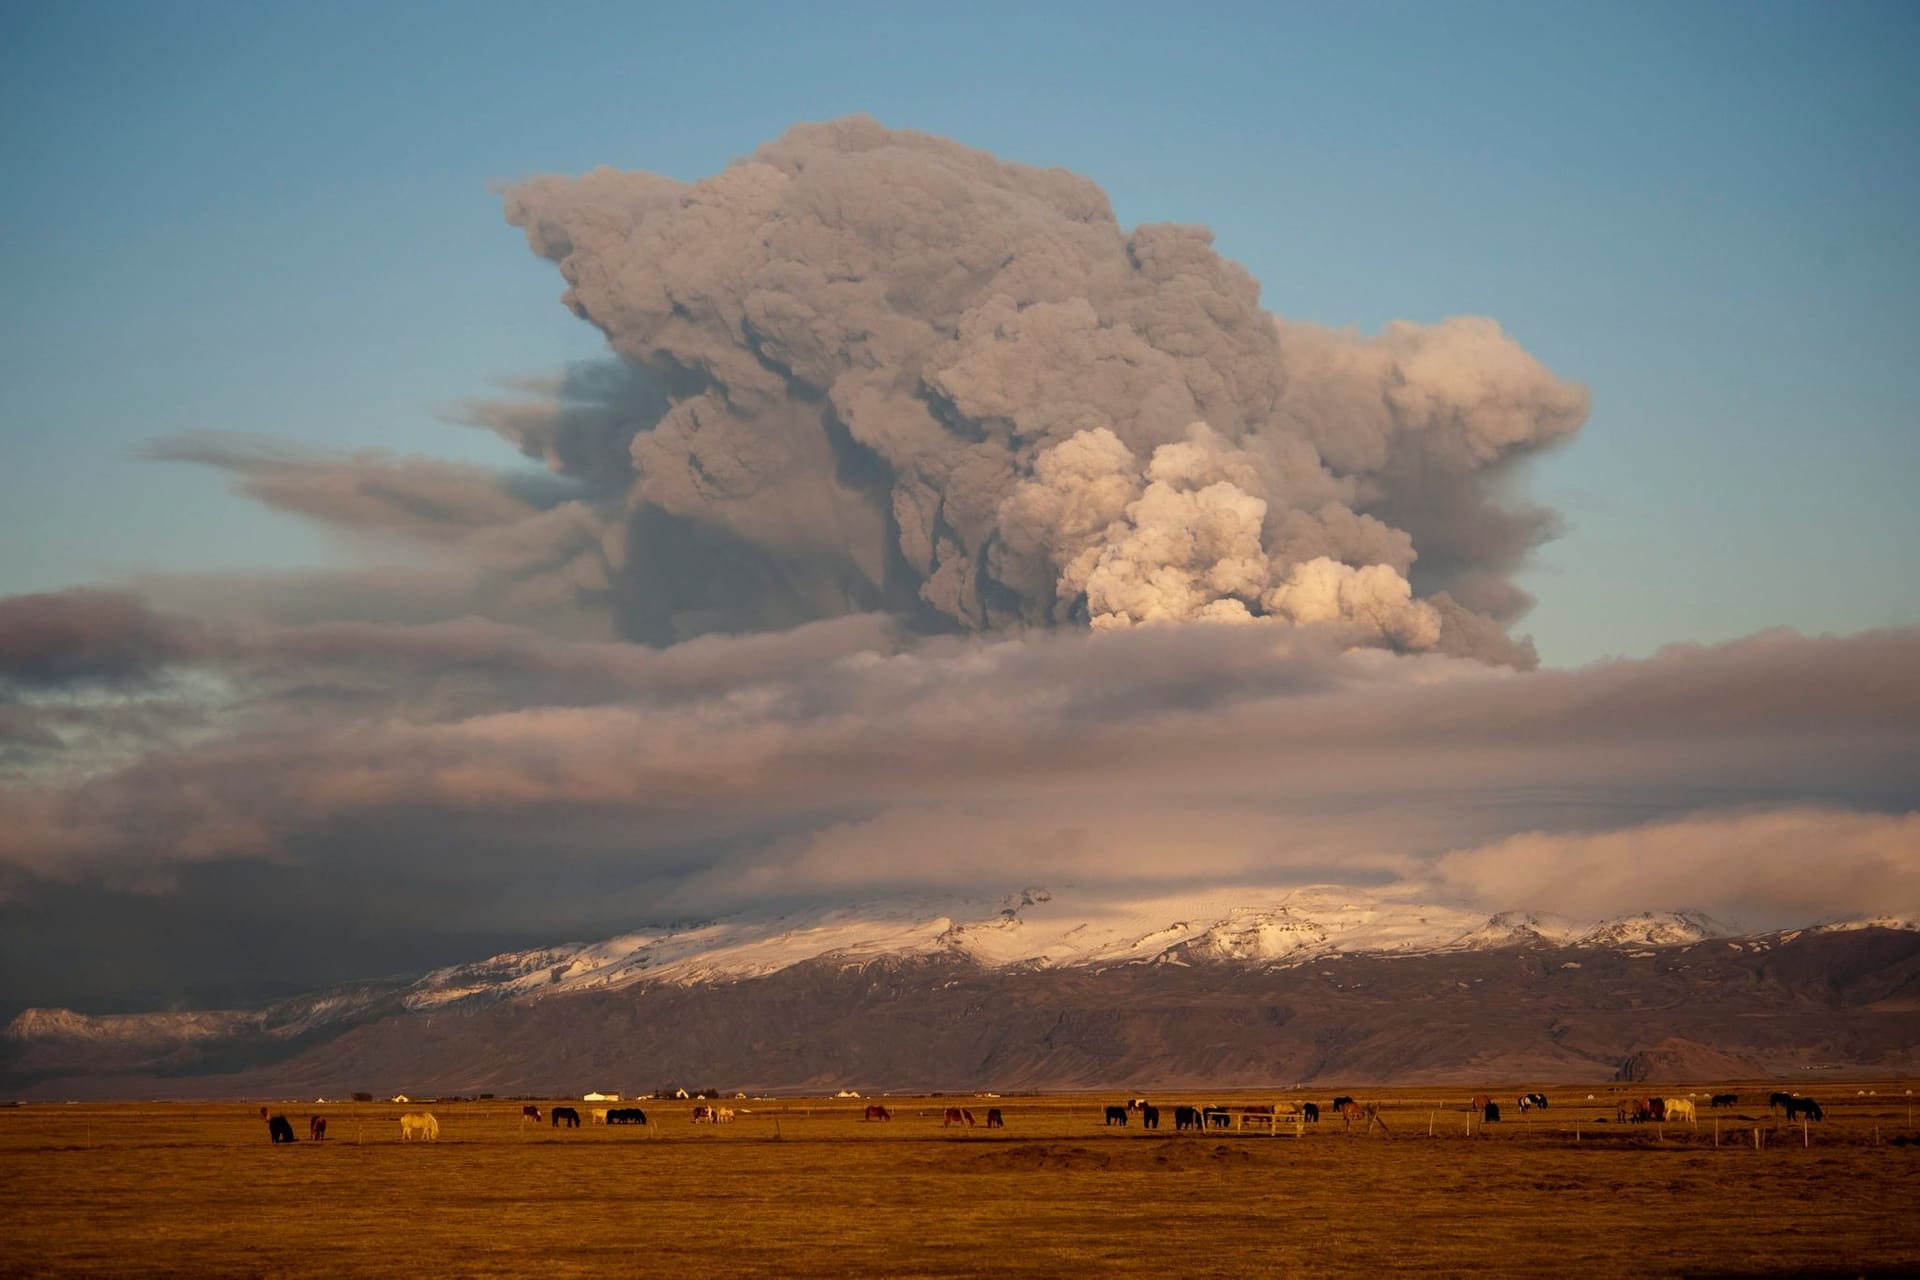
[5,887,1915,1096]
[392,885,1745,1011]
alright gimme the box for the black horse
[1331,1095,1356,1112]
[1139,1105,1160,1129]
[267,1114,296,1144]
[985,1108,1004,1128]
[1768,1091,1795,1112]
[1483,1102,1501,1123]
[1709,1093,1739,1109]
[552,1106,581,1128]
[1103,1105,1128,1126]
[1784,1098,1824,1122]
[1302,1102,1320,1123]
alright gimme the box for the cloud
[1431,809,1920,926]
[479,116,1586,657]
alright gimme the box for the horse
[864,1105,892,1122]
[1647,1098,1667,1123]
[1205,1106,1234,1129]
[1103,1105,1128,1126]
[1301,1102,1319,1123]
[1330,1095,1356,1112]
[1784,1098,1823,1122]
[1616,1099,1651,1124]
[606,1108,648,1125]
[716,1107,735,1123]
[589,1108,609,1125]
[1174,1105,1203,1131]
[943,1107,974,1127]
[1709,1093,1739,1109]
[1470,1094,1493,1112]
[1665,1098,1697,1123]
[985,1108,1004,1129]
[1337,1101,1388,1135]
[260,1108,297,1144]
[307,1116,327,1142]
[551,1107,580,1128]
[1768,1091,1795,1112]
[398,1112,438,1141]
[1522,1093,1549,1110]
[1483,1102,1501,1123]
[521,1105,543,1123]
[1139,1104,1160,1129]
[1126,1098,1151,1111]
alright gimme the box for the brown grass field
[3,1083,1917,1277]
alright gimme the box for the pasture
[2,1084,1917,1277]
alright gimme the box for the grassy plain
[2,1084,1917,1277]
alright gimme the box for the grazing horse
[1140,1105,1160,1130]
[1483,1102,1501,1123]
[1647,1098,1667,1123]
[606,1108,648,1125]
[1330,1096,1356,1112]
[1784,1098,1823,1122]
[521,1105,543,1123]
[589,1109,609,1125]
[985,1108,1004,1129]
[398,1112,438,1141]
[1616,1099,1651,1124]
[261,1108,297,1144]
[1665,1098,1697,1123]
[1768,1091,1795,1112]
[1470,1094,1493,1112]
[1301,1102,1320,1123]
[1709,1093,1739,1109]
[864,1105,892,1122]
[716,1107,735,1123]
[1337,1101,1388,1135]
[1126,1098,1151,1112]
[943,1107,975,1127]
[691,1105,715,1123]
[1524,1093,1549,1110]
[1205,1106,1234,1129]
[307,1116,327,1142]
[1104,1105,1128,1126]
[1174,1105,1203,1132]
[551,1107,581,1129]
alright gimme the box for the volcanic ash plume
[501,116,1587,663]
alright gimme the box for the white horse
[1664,1098,1697,1123]
[716,1107,735,1123]
[590,1108,610,1125]
[399,1112,439,1141]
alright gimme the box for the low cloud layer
[4,588,1916,1010]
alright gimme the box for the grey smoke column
[503,116,1587,662]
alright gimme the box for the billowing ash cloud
[489,116,1587,663]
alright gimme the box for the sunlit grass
[2,1084,1915,1276]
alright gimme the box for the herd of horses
[1097,1097,1381,1132]
[258,1088,1838,1144]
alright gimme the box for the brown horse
[985,1108,1004,1128]
[521,1105,542,1123]
[863,1105,891,1121]
[1338,1101,1389,1135]
[307,1116,327,1141]
[943,1107,975,1127]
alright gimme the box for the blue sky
[3,0,1916,665]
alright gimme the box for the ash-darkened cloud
[150,118,1584,664]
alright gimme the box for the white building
[582,1091,621,1102]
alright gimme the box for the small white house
[583,1091,621,1103]
[391,1095,410,1103]
[835,1089,861,1099]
